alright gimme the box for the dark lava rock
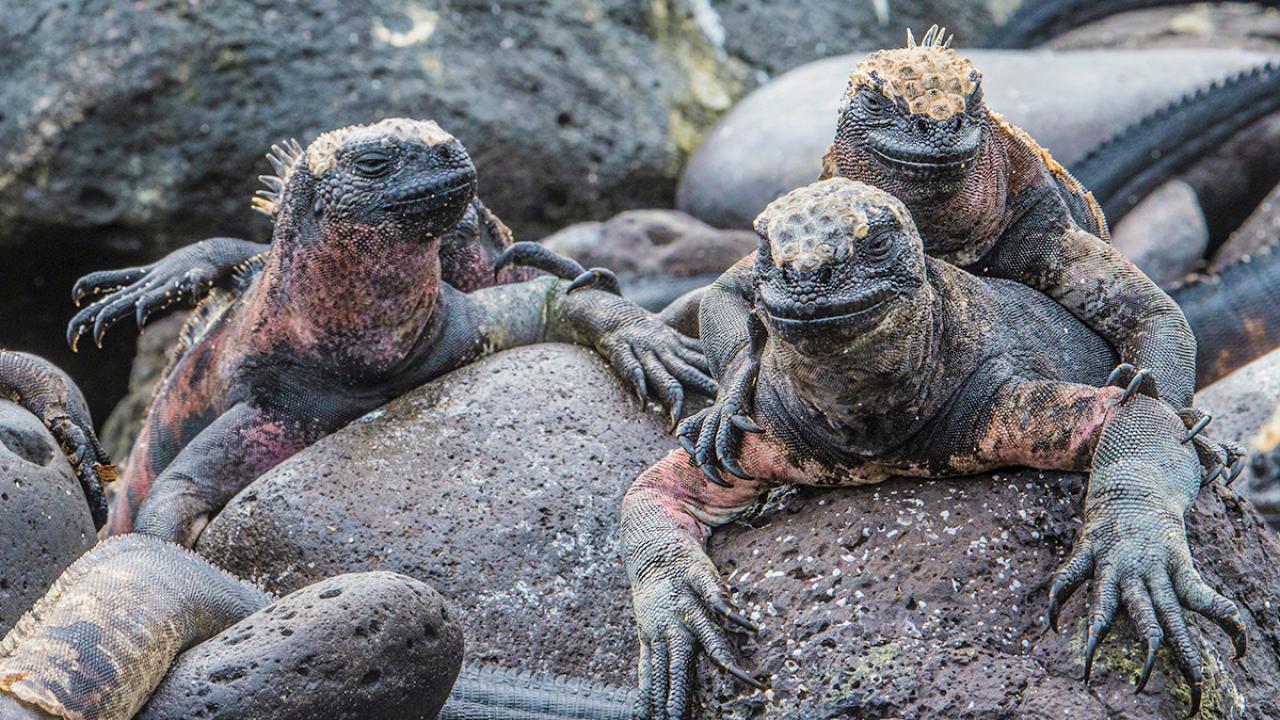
[0,400,96,635]
[541,209,755,309]
[678,49,1277,229]
[1213,181,1280,272]
[1110,180,1208,287]
[139,571,463,720]
[690,471,1280,719]
[197,344,672,686]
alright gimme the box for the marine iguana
[681,27,1243,492]
[621,179,1245,719]
[0,118,703,719]
[18,117,714,545]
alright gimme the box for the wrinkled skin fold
[622,179,1244,719]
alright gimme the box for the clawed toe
[1107,363,1158,404]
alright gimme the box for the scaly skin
[686,27,1242,495]
[67,194,532,348]
[0,351,114,528]
[34,118,713,544]
[622,179,1245,719]
[0,535,637,720]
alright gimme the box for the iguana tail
[1068,61,1280,227]
[439,665,636,720]
[985,0,1280,49]
[1174,243,1280,388]
[1,536,635,720]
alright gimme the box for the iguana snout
[751,178,927,347]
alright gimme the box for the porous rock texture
[194,342,1280,718]
[541,209,756,309]
[0,0,991,416]
[197,344,671,686]
[138,571,462,720]
[0,400,96,636]
[677,49,1278,230]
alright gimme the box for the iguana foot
[676,354,763,485]
[631,541,764,719]
[1177,408,1246,487]
[494,241,621,295]
[1047,503,1246,716]
[68,237,265,349]
[599,326,715,427]
[0,351,113,528]
[1106,362,1159,404]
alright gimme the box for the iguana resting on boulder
[54,117,710,544]
[681,27,1252,494]
[622,178,1246,719]
[2,117,701,718]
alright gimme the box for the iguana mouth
[388,176,476,208]
[762,286,896,327]
[865,143,977,177]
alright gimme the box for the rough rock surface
[1110,180,1208,287]
[541,209,754,309]
[0,400,96,635]
[197,344,672,686]
[139,571,463,720]
[677,49,1278,229]
[1198,348,1280,527]
[689,472,1280,719]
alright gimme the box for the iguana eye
[353,151,393,178]
[864,229,895,262]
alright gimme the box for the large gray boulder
[197,344,672,686]
[1198,348,1280,526]
[0,400,96,635]
[677,49,1278,230]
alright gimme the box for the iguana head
[253,118,477,242]
[752,178,929,354]
[826,26,985,203]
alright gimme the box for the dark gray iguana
[621,178,1245,719]
[679,27,1245,503]
[0,117,711,719]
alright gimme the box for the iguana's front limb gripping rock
[623,179,1241,718]
[0,535,271,720]
[74,119,710,543]
[688,27,1240,486]
[0,351,113,528]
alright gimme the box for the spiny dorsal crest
[842,24,978,122]
[755,178,913,268]
[250,119,455,218]
[251,138,304,217]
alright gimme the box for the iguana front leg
[68,237,266,349]
[0,350,113,528]
[621,444,780,720]
[1046,396,1246,716]
[961,378,1244,714]
[122,402,313,544]
[458,278,716,424]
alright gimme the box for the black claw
[1226,459,1245,486]
[1119,369,1150,404]
[712,600,759,633]
[1204,461,1224,487]
[668,400,683,432]
[631,368,648,401]
[1188,681,1202,718]
[1048,594,1062,634]
[1229,613,1248,659]
[701,462,734,488]
[678,434,696,458]
[1182,415,1211,444]
[66,324,82,352]
[1135,635,1159,694]
[721,456,752,481]
[730,414,763,434]
[1083,625,1101,684]
[725,664,767,691]
[1106,362,1135,388]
